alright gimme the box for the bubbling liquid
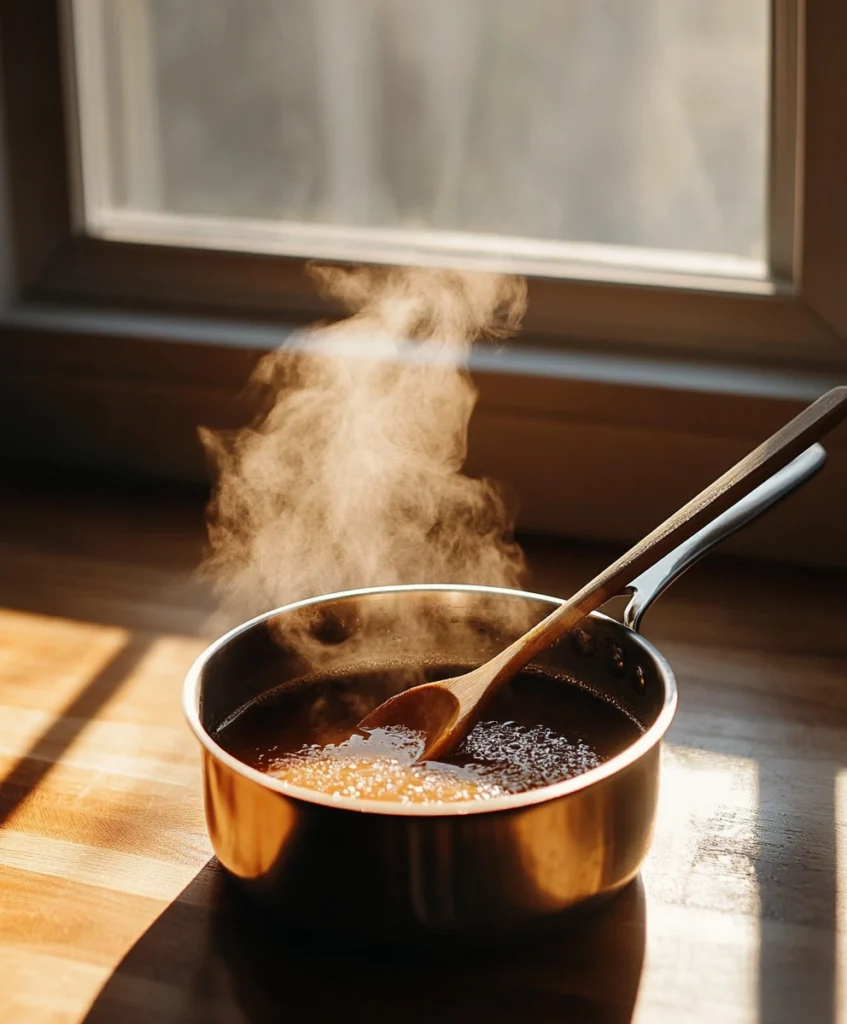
[215,666,643,806]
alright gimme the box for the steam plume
[201,266,528,647]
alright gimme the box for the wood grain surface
[0,469,846,1023]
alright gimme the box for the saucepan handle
[624,442,826,633]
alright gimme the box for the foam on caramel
[266,721,602,804]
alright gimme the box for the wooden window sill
[2,301,846,568]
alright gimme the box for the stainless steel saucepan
[184,444,825,941]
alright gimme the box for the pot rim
[183,583,678,818]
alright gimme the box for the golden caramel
[265,722,603,803]
[216,667,642,805]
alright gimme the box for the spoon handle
[489,386,847,680]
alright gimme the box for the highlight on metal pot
[183,445,825,940]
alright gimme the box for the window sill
[2,301,845,568]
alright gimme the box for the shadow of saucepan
[82,860,647,1024]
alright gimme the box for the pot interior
[197,587,671,751]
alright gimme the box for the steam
[201,266,528,658]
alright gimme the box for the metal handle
[624,443,826,633]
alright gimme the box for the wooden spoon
[359,386,847,763]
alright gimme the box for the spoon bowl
[359,681,461,759]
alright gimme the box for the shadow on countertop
[81,861,647,1024]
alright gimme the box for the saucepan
[183,443,825,941]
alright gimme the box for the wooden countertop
[1,472,846,1023]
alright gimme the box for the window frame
[10,0,845,369]
[1,0,846,568]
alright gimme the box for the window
[73,0,768,280]
[0,1,845,563]
[49,0,845,362]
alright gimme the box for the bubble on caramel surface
[460,721,603,791]
[265,720,602,805]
